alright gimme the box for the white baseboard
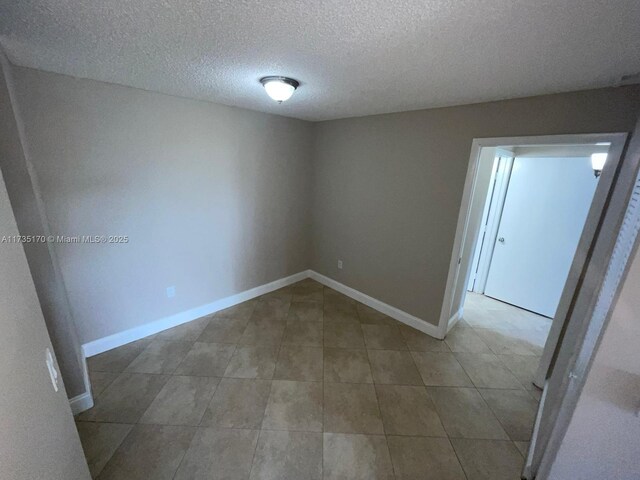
[446,307,464,334]
[82,270,309,357]
[70,391,94,415]
[83,268,444,360]
[69,349,94,415]
[308,271,443,339]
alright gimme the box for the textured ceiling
[1,0,639,121]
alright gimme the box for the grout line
[448,436,470,480]
[86,282,538,478]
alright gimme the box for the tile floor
[75,280,548,479]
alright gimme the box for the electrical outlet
[338,260,343,269]
[166,286,176,298]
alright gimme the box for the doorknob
[498,237,505,243]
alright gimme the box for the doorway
[461,146,605,371]
[437,132,629,479]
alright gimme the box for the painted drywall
[0,170,90,480]
[11,66,314,344]
[0,55,86,397]
[311,86,640,325]
[548,240,640,479]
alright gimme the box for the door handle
[498,237,505,243]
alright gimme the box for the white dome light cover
[260,76,300,103]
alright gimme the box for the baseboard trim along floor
[308,271,442,339]
[82,270,309,358]
[83,269,442,359]
[76,269,442,414]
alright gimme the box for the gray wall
[0,169,90,480]
[0,55,86,397]
[311,87,640,325]
[11,66,314,344]
[549,236,640,479]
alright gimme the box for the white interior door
[484,156,598,317]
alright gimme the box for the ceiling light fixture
[591,153,607,178]
[260,76,300,103]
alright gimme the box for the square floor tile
[427,387,509,440]
[323,288,356,306]
[98,424,194,480]
[76,422,133,478]
[367,350,422,385]
[155,318,209,342]
[224,345,278,379]
[451,438,524,480]
[197,317,248,343]
[399,326,450,352]
[375,385,445,437]
[174,342,235,377]
[282,322,323,346]
[411,352,473,387]
[287,301,323,323]
[89,371,119,398]
[474,327,541,356]
[387,436,466,480]
[87,338,153,373]
[498,354,542,390]
[77,373,169,423]
[261,287,294,302]
[324,383,383,434]
[239,319,286,345]
[454,353,523,389]
[250,430,322,480]
[362,324,408,350]
[200,378,271,429]
[274,346,323,381]
[324,348,373,384]
[139,376,219,426]
[356,304,397,326]
[324,322,365,349]
[124,340,193,374]
[174,428,259,480]
[478,389,538,441]
[215,300,257,320]
[445,327,492,353]
[324,302,360,323]
[292,285,324,303]
[252,297,291,322]
[514,441,529,457]
[262,380,323,432]
[323,433,394,480]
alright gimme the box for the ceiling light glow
[260,76,299,103]
[591,153,607,178]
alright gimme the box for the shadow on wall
[10,65,313,350]
[0,52,86,399]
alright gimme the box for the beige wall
[549,240,640,479]
[0,56,86,397]
[0,169,90,480]
[8,65,640,348]
[311,87,640,325]
[12,66,314,344]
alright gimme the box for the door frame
[437,132,627,338]
[469,151,514,294]
[529,122,640,478]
